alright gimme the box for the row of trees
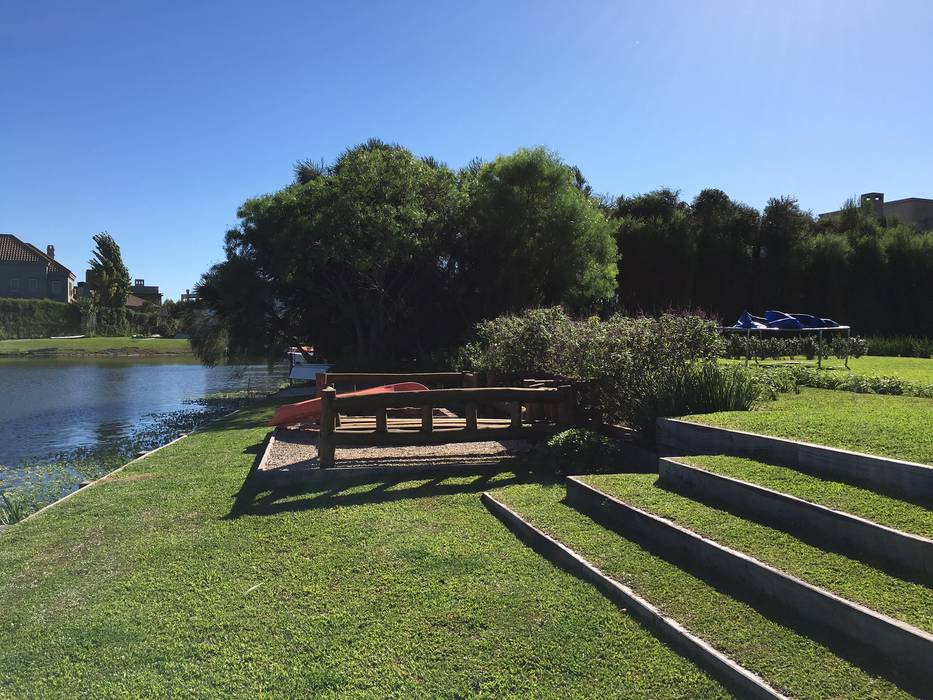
[194,140,933,366]
[614,189,933,335]
[194,141,616,365]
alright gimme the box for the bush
[0,298,81,339]
[723,334,866,361]
[864,336,933,358]
[754,364,933,399]
[461,307,744,441]
[533,429,625,476]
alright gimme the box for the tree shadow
[227,463,553,519]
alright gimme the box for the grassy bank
[586,474,933,633]
[724,355,933,384]
[0,404,727,697]
[494,483,907,698]
[679,455,933,540]
[0,336,192,356]
[685,388,933,465]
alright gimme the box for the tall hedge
[0,298,82,339]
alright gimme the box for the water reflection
[0,357,298,469]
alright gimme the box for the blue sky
[3,0,932,300]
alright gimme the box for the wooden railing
[317,386,575,467]
[315,371,475,392]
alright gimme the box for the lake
[0,358,317,492]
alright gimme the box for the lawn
[679,455,933,540]
[0,404,727,698]
[0,336,192,356]
[724,355,933,384]
[684,388,933,465]
[494,483,908,699]
[585,474,933,633]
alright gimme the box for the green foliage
[612,189,933,336]
[88,232,131,308]
[865,336,933,358]
[723,334,867,361]
[0,298,81,339]
[752,364,933,399]
[533,429,625,476]
[198,142,619,367]
[461,307,740,439]
[0,492,25,525]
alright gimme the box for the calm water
[0,357,296,472]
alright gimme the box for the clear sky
[3,0,932,300]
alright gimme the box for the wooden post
[375,407,387,434]
[510,401,522,429]
[319,386,337,468]
[465,403,478,431]
[421,404,433,433]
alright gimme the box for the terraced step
[572,475,933,691]
[657,457,933,582]
[489,483,912,699]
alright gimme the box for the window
[28,278,38,292]
[9,278,19,291]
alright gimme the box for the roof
[0,233,74,278]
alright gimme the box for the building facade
[0,234,76,303]
[820,192,933,231]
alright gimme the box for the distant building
[0,234,76,302]
[820,192,933,231]
[180,288,199,303]
[131,279,162,306]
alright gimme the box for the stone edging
[655,418,933,503]
[481,491,785,699]
[565,476,933,690]
[659,458,933,581]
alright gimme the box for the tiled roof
[0,233,74,277]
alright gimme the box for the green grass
[724,355,933,384]
[0,336,192,356]
[493,483,908,699]
[685,388,933,465]
[679,455,933,540]
[585,474,933,633]
[0,405,727,698]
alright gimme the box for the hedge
[0,298,81,340]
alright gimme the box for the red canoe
[269,382,429,426]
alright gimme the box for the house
[78,272,163,308]
[0,234,76,303]
[820,192,933,231]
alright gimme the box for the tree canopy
[193,142,617,366]
[88,232,131,308]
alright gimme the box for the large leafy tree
[88,232,131,308]
[455,147,618,322]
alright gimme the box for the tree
[88,232,131,308]
[455,147,618,322]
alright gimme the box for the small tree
[89,232,131,308]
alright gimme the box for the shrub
[864,336,933,358]
[749,365,933,399]
[0,298,81,339]
[461,307,743,441]
[723,334,866,361]
[533,428,625,476]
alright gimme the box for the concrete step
[487,482,912,698]
[656,418,933,505]
[658,457,933,582]
[566,476,933,693]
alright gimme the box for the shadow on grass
[227,464,553,520]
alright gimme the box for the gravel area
[263,427,533,471]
